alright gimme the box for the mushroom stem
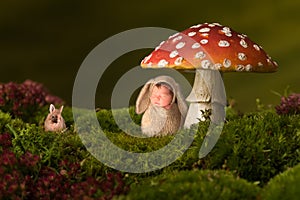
[184,69,226,128]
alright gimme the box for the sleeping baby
[135,75,187,137]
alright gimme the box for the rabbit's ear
[177,95,188,122]
[136,82,153,114]
[173,83,188,127]
[49,104,55,113]
[59,105,64,114]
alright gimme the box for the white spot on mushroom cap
[221,27,232,37]
[212,22,222,26]
[218,40,230,47]
[174,57,183,65]
[159,41,165,46]
[237,34,245,39]
[245,64,252,71]
[192,43,201,49]
[173,35,183,42]
[158,59,168,67]
[155,42,164,51]
[236,65,245,71]
[201,60,211,69]
[214,63,222,70]
[169,50,179,58]
[169,32,179,39]
[195,51,206,59]
[238,53,247,61]
[253,44,260,51]
[225,32,232,37]
[143,54,152,63]
[200,39,208,44]
[222,27,231,32]
[191,24,202,28]
[201,33,209,37]
[240,39,248,48]
[199,27,210,33]
[223,59,231,68]
[188,32,197,37]
[176,42,185,49]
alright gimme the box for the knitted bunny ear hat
[136,75,188,120]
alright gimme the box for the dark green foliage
[260,163,300,200]
[104,131,174,153]
[61,105,74,129]
[96,106,142,133]
[1,93,300,199]
[193,111,300,186]
[75,107,300,186]
[0,111,11,132]
[8,120,89,169]
[119,169,260,200]
[0,110,100,173]
[74,106,300,187]
[96,108,121,133]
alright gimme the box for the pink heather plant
[275,93,300,115]
[0,80,64,120]
[0,132,129,199]
[0,149,28,199]
[0,132,12,149]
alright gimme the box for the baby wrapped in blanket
[136,76,187,137]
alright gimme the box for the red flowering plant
[25,160,129,199]
[0,132,33,199]
[0,80,64,122]
[275,93,300,115]
[0,132,129,199]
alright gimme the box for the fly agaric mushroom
[140,22,278,128]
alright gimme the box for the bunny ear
[49,104,55,113]
[59,105,64,113]
[173,82,188,126]
[136,81,153,114]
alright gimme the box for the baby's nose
[151,95,160,100]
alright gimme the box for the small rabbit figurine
[44,104,66,132]
[136,75,187,137]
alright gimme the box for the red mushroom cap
[141,23,278,72]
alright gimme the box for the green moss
[191,111,300,186]
[119,170,260,200]
[260,163,300,200]
[1,105,300,198]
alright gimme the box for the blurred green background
[0,0,299,112]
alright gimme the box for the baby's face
[150,85,173,109]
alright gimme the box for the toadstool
[140,22,278,128]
